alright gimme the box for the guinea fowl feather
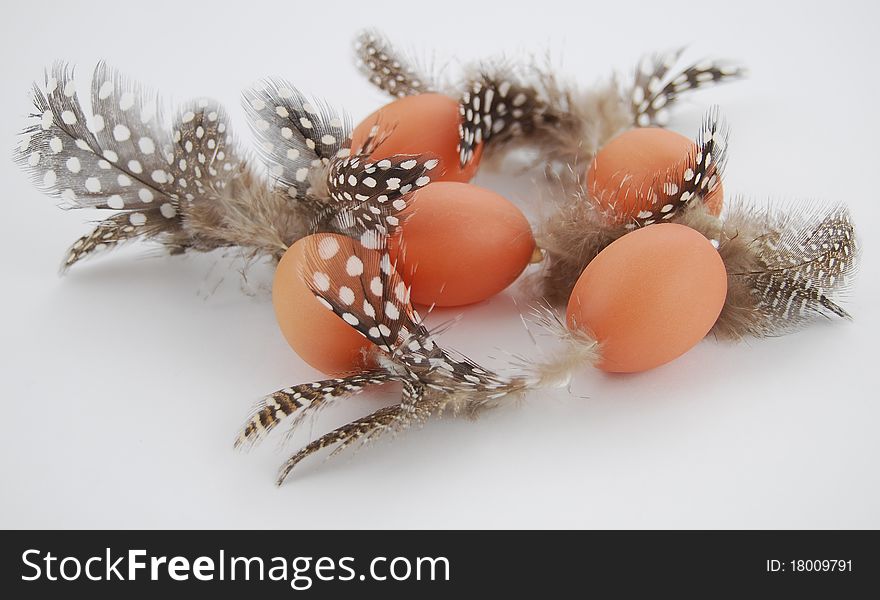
[681,199,859,339]
[354,29,437,98]
[14,63,303,268]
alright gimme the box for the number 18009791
[792,560,852,572]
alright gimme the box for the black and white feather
[630,49,746,127]
[13,63,310,268]
[236,214,551,483]
[16,63,234,267]
[354,29,435,98]
[626,107,728,228]
[242,80,351,202]
[457,66,548,168]
[700,199,859,339]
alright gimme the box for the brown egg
[273,234,373,375]
[351,93,481,183]
[587,127,723,218]
[566,223,727,373]
[388,182,535,307]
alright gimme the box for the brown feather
[181,165,307,261]
[353,29,436,98]
[681,199,859,339]
[528,171,627,305]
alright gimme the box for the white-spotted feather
[244,221,533,483]
[626,107,728,228]
[16,63,245,268]
[630,49,746,127]
[243,80,351,202]
[354,29,435,98]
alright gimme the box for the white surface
[1,0,878,529]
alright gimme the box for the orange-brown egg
[566,223,727,373]
[587,127,723,218]
[351,93,481,183]
[273,234,373,375]
[388,182,535,307]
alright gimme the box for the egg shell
[273,234,374,375]
[566,223,727,373]
[351,93,481,183]
[388,182,535,307]
[587,127,723,218]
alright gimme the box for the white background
[1,0,878,529]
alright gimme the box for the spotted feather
[243,80,351,201]
[274,400,425,484]
[457,72,545,168]
[631,50,745,127]
[354,29,434,98]
[235,371,396,449]
[303,233,416,353]
[15,63,241,268]
[61,212,169,268]
[722,201,858,336]
[628,107,728,228]
[303,233,527,396]
[168,99,240,206]
[328,152,437,207]
[326,150,438,237]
